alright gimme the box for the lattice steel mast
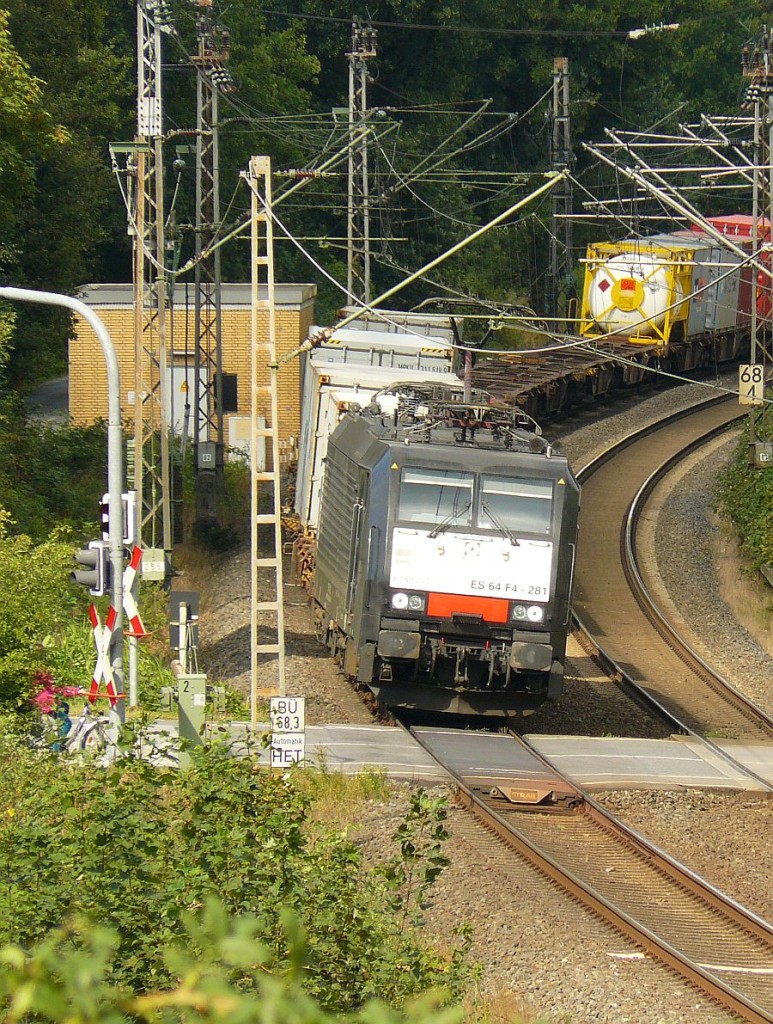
[192,2,232,525]
[549,57,574,320]
[742,27,773,457]
[347,18,377,304]
[133,0,171,555]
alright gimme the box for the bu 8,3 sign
[269,697,305,767]
[269,696,305,733]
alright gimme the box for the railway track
[410,726,773,1024]
[572,394,773,745]
[282,373,773,1017]
[395,393,773,1021]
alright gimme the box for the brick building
[69,282,317,452]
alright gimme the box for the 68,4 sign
[269,697,305,768]
[739,364,765,407]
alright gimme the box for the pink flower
[30,679,82,713]
[32,690,56,713]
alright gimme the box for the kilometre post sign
[739,364,765,406]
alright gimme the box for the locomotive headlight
[526,605,544,623]
[391,591,426,612]
[511,604,528,621]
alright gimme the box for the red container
[691,215,772,321]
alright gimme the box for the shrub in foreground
[0,732,473,1013]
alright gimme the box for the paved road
[24,376,68,424]
[152,719,773,790]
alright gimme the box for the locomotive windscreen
[398,468,474,526]
[397,468,554,535]
[479,476,553,535]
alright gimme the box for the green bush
[0,511,83,707]
[0,732,474,1012]
[716,422,773,571]
[0,904,467,1024]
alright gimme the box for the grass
[295,758,393,824]
[709,510,773,658]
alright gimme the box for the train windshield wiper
[428,501,471,538]
[481,501,519,546]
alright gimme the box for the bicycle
[31,690,124,760]
[71,699,183,768]
[72,701,122,759]
[32,688,182,767]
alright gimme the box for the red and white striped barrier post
[88,604,120,707]
[122,545,147,638]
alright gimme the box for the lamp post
[0,287,125,724]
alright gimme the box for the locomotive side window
[399,468,473,526]
[479,475,553,535]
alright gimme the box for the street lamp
[0,286,126,724]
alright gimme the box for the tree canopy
[0,0,766,383]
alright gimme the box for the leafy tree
[1,0,134,387]
[0,7,63,282]
[0,511,80,707]
[0,395,107,542]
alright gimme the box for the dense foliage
[0,912,468,1024]
[0,402,110,707]
[0,395,107,542]
[0,512,80,707]
[0,732,474,1018]
[717,422,773,572]
[0,0,768,383]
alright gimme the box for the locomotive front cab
[368,452,579,714]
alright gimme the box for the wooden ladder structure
[248,155,286,727]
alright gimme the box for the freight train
[578,214,771,371]
[308,382,580,716]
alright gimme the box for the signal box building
[69,282,317,453]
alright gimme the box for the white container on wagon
[296,316,461,531]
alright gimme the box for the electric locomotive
[310,384,580,716]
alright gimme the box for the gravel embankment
[189,376,773,1024]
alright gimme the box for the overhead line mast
[549,57,574,320]
[192,1,233,527]
[133,0,172,557]
[742,27,773,459]
[347,18,377,304]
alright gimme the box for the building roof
[77,282,317,308]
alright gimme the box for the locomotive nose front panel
[389,527,553,602]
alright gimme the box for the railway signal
[100,490,137,547]
[71,540,111,597]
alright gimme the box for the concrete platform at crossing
[179,721,773,792]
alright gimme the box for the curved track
[573,395,773,743]
[412,726,773,1024]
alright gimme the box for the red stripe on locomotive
[427,592,510,623]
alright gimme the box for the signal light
[71,540,111,597]
[100,491,137,547]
